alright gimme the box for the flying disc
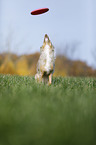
[31,8,49,15]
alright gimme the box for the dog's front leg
[49,73,52,85]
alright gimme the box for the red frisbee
[31,8,49,15]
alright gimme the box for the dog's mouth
[45,37,49,42]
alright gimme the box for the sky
[0,0,96,67]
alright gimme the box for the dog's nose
[45,34,48,37]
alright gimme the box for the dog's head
[44,34,50,43]
[43,34,54,50]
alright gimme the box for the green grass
[0,75,96,145]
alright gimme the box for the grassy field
[0,75,96,145]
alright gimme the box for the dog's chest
[44,44,50,58]
[43,44,51,71]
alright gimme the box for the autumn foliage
[0,53,96,77]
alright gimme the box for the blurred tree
[92,48,96,69]
[56,41,80,60]
[16,56,29,76]
[0,54,16,74]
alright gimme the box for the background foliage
[0,53,96,77]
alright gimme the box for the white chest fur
[43,44,51,71]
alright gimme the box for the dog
[35,34,56,84]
